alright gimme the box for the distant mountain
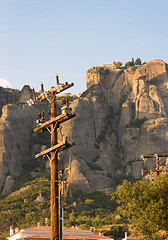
[1,59,168,195]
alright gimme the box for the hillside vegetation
[1,157,168,240]
[0,158,128,240]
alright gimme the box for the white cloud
[0,78,12,88]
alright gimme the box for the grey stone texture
[1,60,168,194]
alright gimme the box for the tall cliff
[60,59,168,192]
[0,59,168,194]
[0,103,50,195]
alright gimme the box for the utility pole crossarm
[141,152,168,178]
[35,139,75,159]
[47,82,74,94]
[143,169,168,173]
[143,153,168,158]
[37,82,74,102]
[34,113,75,132]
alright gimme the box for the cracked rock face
[60,60,168,191]
[0,103,50,194]
[2,175,15,195]
[1,60,168,194]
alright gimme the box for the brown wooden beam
[47,82,74,94]
[34,113,75,132]
[35,140,75,159]
[50,92,58,240]
[36,83,74,102]
[143,153,168,158]
[143,169,168,173]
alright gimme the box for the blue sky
[0,0,168,94]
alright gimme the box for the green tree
[125,58,134,68]
[131,58,134,65]
[119,94,127,109]
[85,199,95,206]
[135,58,142,65]
[104,225,128,239]
[113,175,168,239]
[115,61,122,69]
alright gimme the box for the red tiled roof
[17,236,112,240]
[23,226,51,231]
[64,235,87,239]
[17,236,50,240]
[86,234,112,239]
[21,226,93,234]
[9,226,113,240]
[64,227,93,233]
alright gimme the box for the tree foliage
[113,175,168,239]
[125,58,135,68]
[135,58,142,66]
[2,155,168,240]
[0,175,118,239]
[115,61,122,69]
[0,174,51,239]
[119,94,127,109]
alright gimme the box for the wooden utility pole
[50,92,59,240]
[31,75,75,240]
[141,153,168,177]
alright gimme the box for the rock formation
[1,59,168,194]
[60,59,168,191]
[0,87,19,116]
[19,85,33,103]
[0,85,50,195]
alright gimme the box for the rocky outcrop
[59,59,168,191]
[19,85,33,103]
[0,85,33,116]
[1,60,168,194]
[0,87,19,116]
[2,175,15,195]
[34,194,47,203]
[0,103,50,194]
